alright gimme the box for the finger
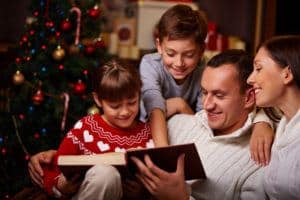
[144,155,167,179]
[28,162,44,185]
[250,140,259,164]
[30,155,45,177]
[131,156,157,182]
[136,173,156,194]
[257,140,265,166]
[176,154,185,177]
[264,139,272,165]
[28,167,43,187]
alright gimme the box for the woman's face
[247,47,287,107]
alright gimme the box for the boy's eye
[184,53,194,58]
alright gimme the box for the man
[131,49,270,200]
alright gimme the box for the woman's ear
[244,87,256,110]
[92,92,102,107]
[282,66,294,85]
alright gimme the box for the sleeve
[43,129,80,196]
[140,55,166,115]
[43,153,60,196]
[253,108,274,130]
[240,168,267,200]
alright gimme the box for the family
[27,4,300,200]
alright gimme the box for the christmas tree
[0,0,110,198]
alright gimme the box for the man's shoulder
[168,112,205,127]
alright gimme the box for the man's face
[156,37,203,84]
[200,64,253,135]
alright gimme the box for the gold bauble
[69,44,80,55]
[12,70,25,85]
[87,105,100,115]
[52,46,65,61]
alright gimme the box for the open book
[58,143,206,180]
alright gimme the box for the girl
[43,60,153,199]
[247,35,300,199]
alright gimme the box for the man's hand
[250,122,274,166]
[122,179,146,200]
[131,154,189,200]
[166,97,194,118]
[28,149,57,187]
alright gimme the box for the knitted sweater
[168,110,267,200]
[139,53,204,121]
[43,114,154,195]
[264,110,300,199]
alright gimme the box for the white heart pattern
[146,139,154,148]
[83,130,94,142]
[97,141,110,152]
[74,121,83,129]
[115,147,126,152]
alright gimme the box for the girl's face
[247,47,287,107]
[156,37,203,84]
[95,93,140,129]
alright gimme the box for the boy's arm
[250,109,275,166]
[150,108,169,147]
[166,97,194,117]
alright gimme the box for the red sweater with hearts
[43,114,153,196]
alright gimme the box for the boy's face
[94,93,140,129]
[157,37,204,84]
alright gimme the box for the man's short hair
[205,49,253,93]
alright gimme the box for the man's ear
[244,88,255,110]
[156,38,163,54]
[92,92,102,107]
[282,66,294,85]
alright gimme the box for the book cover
[58,143,206,180]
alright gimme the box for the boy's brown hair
[156,4,208,45]
[93,60,142,101]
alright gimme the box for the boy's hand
[250,122,274,166]
[166,97,194,118]
[28,149,57,187]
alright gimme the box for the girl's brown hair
[156,4,208,45]
[93,60,142,101]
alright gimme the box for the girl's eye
[109,104,120,109]
[128,100,137,105]
[185,53,194,58]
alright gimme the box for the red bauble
[85,45,95,55]
[73,80,86,95]
[88,6,100,19]
[45,21,54,28]
[32,90,44,105]
[60,19,72,31]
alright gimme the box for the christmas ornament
[52,45,65,61]
[84,45,95,55]
[26,17,37,25]
[69,44,80,55]
[45,20,54,28]
[12,71,25,85]
[88,5,100,19]
[70,6,82,45]
[60,19,72,31]
[32,89,44,105]
[87,105,100,115]
[95,38,105,48]
[73,80,86,95]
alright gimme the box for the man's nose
[203,95,215,110]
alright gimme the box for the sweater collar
[196,110,255,141]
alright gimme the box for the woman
[247,35,300,199]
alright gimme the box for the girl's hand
[57,173,83,197]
